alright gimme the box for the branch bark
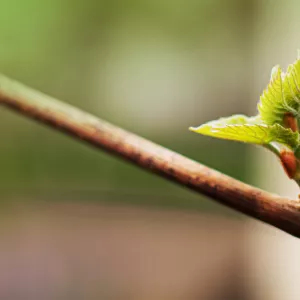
[0,74,300,237]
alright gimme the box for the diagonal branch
[0,73,300,237]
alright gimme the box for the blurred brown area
[0,201,246,300]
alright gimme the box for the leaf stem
[264,142,281,156]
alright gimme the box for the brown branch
[0,73,300,237]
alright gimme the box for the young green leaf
[257,66,287,126]
[258,61,300,127]
[282,60,300,115]
[194,114,260,126]
[189,117,299,149]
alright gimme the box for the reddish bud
[280,150,297,179]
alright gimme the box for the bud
[280,150,297,179]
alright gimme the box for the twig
[0,73,300,237]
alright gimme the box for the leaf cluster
[189,55,300,182]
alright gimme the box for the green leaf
[189,115,299,149]
[258,65,286,125]
[198,114,260,125]
[257,61,300,126]
[282,59,300,114]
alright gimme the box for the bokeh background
[0,0,300,299]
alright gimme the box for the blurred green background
[0,0,252,209]
[0,0,300,299]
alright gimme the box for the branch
[0,73,300,237]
